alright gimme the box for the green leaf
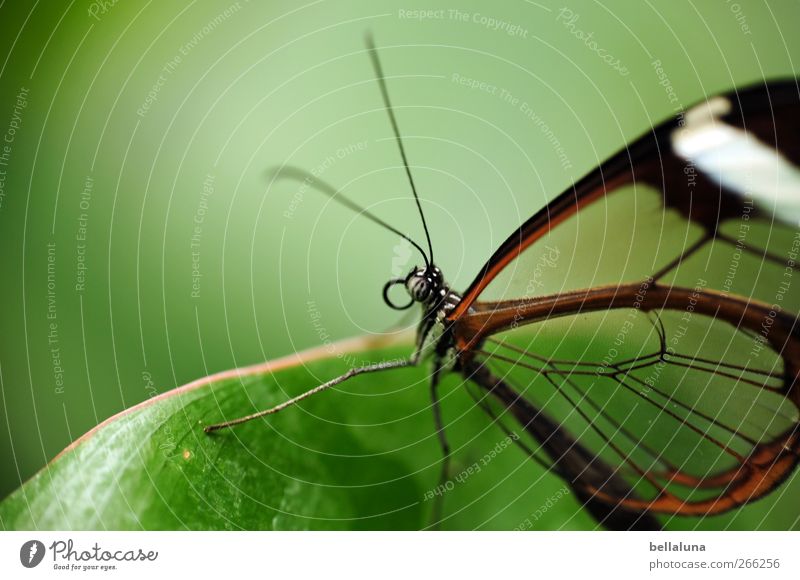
[0,336,427,530]
[1,334,798,530]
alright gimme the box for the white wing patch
[672,95,800,225]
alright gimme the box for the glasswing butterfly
[206,36,800,531]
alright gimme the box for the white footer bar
[0,531,797,579]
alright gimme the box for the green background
[0,0,798,527]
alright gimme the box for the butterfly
[206,36,800,531]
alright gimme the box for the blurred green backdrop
[1,0,799,526]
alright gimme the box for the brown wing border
[457,281,800,516]
[448,79,800,322]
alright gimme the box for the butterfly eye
[408,275,431,302]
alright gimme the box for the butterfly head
[383,265,446,311]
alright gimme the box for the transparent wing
[465,303,798,519]
[449,81,800,523]
[450,80,800,316]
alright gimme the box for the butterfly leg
[428,364,451,528]
[204,358,415,433]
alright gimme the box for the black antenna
[270,166,430,268]
[365,32,435,266]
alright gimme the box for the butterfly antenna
[269,165,430,268]
[365,32,435,266]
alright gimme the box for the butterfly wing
[450,80,800,526]
[451,80,800,319]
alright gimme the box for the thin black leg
[428,366,451,529]
[205,358,414,433]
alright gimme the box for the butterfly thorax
[403,265,461,368]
